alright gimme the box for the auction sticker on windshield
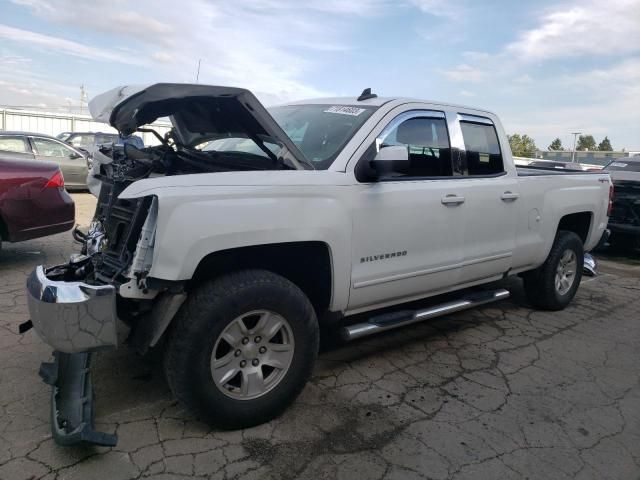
[324,106,367,116]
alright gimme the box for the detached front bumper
[25,265,119,446]
[26,265,118,353]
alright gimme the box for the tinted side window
[382,117,452,177]
[460,122,504,175]
[0,136,28,153]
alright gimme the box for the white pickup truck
[23,84,612,446]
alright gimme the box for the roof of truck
[281,96,496,116]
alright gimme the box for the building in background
[0,107,171,146]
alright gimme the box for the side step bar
[341,289,510,341]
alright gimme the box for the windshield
[268,104,377,169]
[197,136,279,156]
[56,132,71,141]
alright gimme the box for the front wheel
[164,269,319,429]
[523,230,584,311]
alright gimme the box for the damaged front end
[23,185,157,447]
[25,262,119,446]
[23,151,167,446]
[22,82,311,447]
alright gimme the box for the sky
[0,0,638,150]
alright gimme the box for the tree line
[508,134,614,158]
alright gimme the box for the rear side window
[68,134,95,148]
[460,121,504,175]
[381,117,453,177]
[0,136,28,153]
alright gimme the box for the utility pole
[571,132,581,163]
[196,59,201,83]
[79,85,87,114]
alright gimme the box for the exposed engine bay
[49,131,296,292]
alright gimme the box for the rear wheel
[523,231,584,311]
[164,269,319,429]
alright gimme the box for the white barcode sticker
[324,106,366,116]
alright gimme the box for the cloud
[5,0,471,106]
[0,24,141,65]
[151,52,174,63]
[8,0,361,101]
[407,0,463,17]
[439,64,485,83]
[0,78,76,109]
[434,1,640,149]
[10,0,175,45]
[441,0,640,83]
[500,58,640,150]
[506,0,640,60]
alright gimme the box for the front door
[348,111,467,312]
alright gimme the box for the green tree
[577,134,597,151]
[508,133,538,158]
[548,138,564,151]
[598,136,613,151]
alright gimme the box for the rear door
[30,136,86,188]
[0,135,35,161]
[451,114,518,282]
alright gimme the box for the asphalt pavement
[0,193,638,480]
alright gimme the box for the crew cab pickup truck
[23,84,612,446]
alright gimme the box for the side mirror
[69,152,82,159]
[370,145,409,177]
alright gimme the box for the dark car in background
[57,131,144,150]
[0,132,90,190]
[0,157,74,248]
[604,156,640,250]
[527,160,585,171]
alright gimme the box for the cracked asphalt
[1,193,639,480]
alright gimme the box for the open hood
[89,83,311,170]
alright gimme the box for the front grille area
[93,181,151,285]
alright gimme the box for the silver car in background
[0,131,90,190]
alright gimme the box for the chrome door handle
[501,191,520,201]
[441,194,466,205]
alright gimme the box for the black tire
[164,269,319,429]
[523,230,584,311]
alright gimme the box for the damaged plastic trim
[40,351,117,446]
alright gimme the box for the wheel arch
[556,211,592,244]
[191,241,334,316]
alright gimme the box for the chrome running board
[341,289,510,341]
